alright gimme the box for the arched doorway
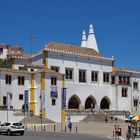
[100,97,110,109]
[85,96,96,109]
[68,95,81,109]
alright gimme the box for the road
[0,131,111,140]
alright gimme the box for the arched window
[100,97,110,109]
[68,95,81,109]
[85,96,96,109]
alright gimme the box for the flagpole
[30,37,32,55]
[30,35,36,55]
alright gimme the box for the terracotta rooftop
[8,53,31,59]
[10,46,24,51]
[45,42,114,61]
[46,42,101,56]
[112,67,140,74]
[0,44,9,47]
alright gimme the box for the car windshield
[12,123,22,126]
[2,123,11,126]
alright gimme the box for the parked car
[0,122,25,136]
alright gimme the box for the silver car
[0,122,25,136]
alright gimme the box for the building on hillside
[0,44,23,59]
[0,24,140,123]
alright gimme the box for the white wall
[47,52,114,110]
[34,73,62,122]
[0,111,24,124]
[45,74,62,122]
[0,71,30,109]
[0,47,8,59]
[117,86,132,111]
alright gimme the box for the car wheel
[20,132,24,136]
[7,130,11,136]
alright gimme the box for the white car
[0,122,25,136]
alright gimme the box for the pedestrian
[105,117,108,123]
[126,125,131,140]
[117,124,121,138]
[68,121,72,132]
[114,125,119,139]
[115,117,117,123]
[110,116,113,123]
[139,123,140,135]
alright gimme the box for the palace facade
[0,24,140,122]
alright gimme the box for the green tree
[0,58,9,68]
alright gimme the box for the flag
[7,92,12,110]
[31,35,36,41]
[62,88,67,109]
[40,90,46,111]
[24,90,29,112]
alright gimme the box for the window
[111,76,115,84]
[3,96,7,105]
[119,76,130,85]
[5,75,12,84]
[133,82,138,90]
[51,77,57,85]
[103,73,110,83]
[31,69,34,72]
[18,76,24,85]
[0,48,3,54]
[79,69,86,83]
[134,99,138,107]
[51,66,59,72]
[122,88,128,97]
[65,68,73,80]
[91,71,98,82]
[19,94,23,100]
[126,77,130,85]
[4,123,11,126]
[52,99,56,105]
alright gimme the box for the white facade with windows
[30,42,140,113]
[0,24,140,123]
[0,67,64,123]
[30,24,140,114]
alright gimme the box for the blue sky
[0,0,140,69]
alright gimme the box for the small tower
[87,24,99,52]
[81,30,87,48]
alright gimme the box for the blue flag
[24,90,29,111]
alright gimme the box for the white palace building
[0,24,140,123]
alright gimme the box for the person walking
[114,125,119,139]
[126,125,132,140]
[68,121,72,132]
[105,117,108,123]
